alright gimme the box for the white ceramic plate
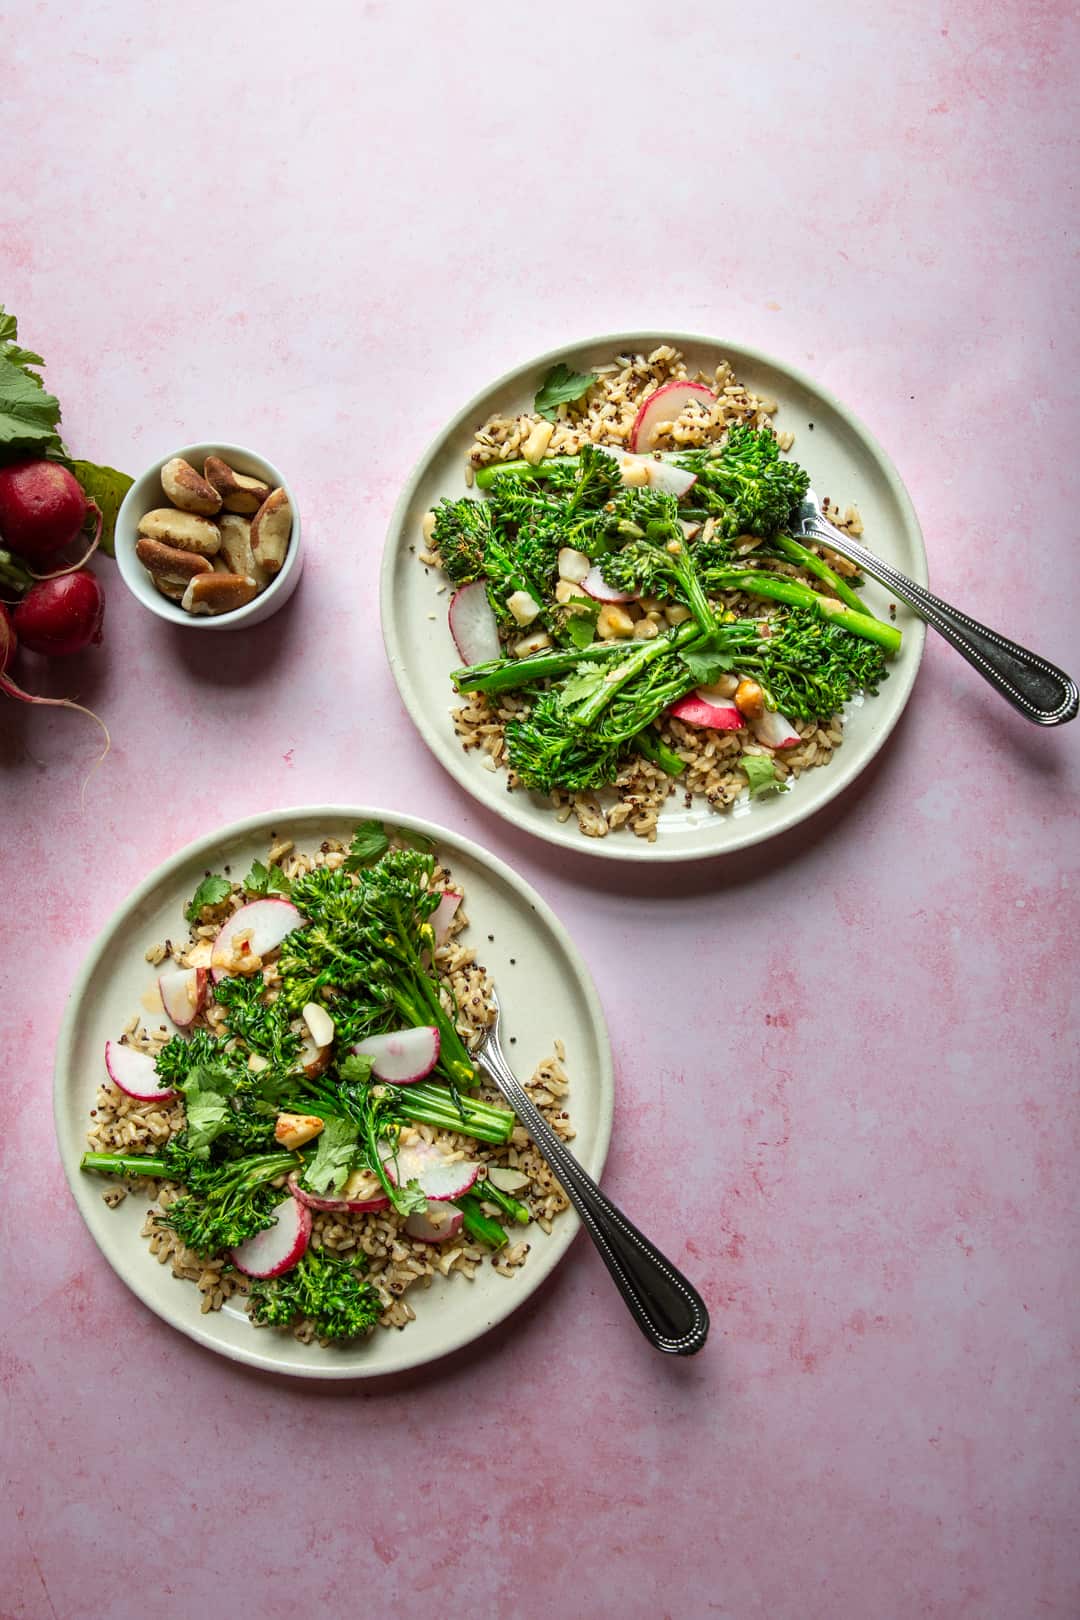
[54,807,613,1379]
[381,332,928,861]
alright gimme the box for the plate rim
[381,329,928,862]
[53,803,614,1380]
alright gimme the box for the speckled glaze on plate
[54,807,613,1379]
[381,332,928,861]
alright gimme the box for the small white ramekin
[114,442,302,629]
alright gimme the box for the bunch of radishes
[0,457,107,735]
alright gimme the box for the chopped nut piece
[596,603,635,639]
[274,1113,325,1150]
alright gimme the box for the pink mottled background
[2,3,1078,1617]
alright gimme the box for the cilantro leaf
[185,873,232,923]
[243,858,292,898]
[67,460,133,559]
[741,754,789,798]
[558,660,610,708]
[344,821,390,869]
[565,612,598,650]
[338,1053,374,1086]
[305,1116,359,1196]
[534,363,594,423]
[180,1065,235,1155]
[680,637,736,686]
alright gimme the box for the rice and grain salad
[82,827,573,1347]
[421,344,899,842]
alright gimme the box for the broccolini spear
[80,1149,301,1258]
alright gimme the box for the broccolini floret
[676,425,810,537]
[247,1247,382,1342]
[430,496,493,585]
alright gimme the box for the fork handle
[477,1043,709,1356]
[800,516,1079,726]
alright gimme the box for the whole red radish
[13,571,104,656]
[0,595,110,763]
[0,459,91,564]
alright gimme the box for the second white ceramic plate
[54,807,613,1378]
[381,332,927,861]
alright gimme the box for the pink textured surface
[2,3,1078,1617]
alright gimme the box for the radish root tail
[0,670,111,801]
[29,501,103,581]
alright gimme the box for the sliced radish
[431,889,462,945]
[230,1197,311,1278]
[210,898,306,982]
[629,380,716,453]
[669,693,745,731]
[748,708,801,749]
[610,448,697,497]
[405,1201,465,1245]
[104,1040,176,1103]
[287,1172,391,1215]
[449,579,501,666]
[380,1138,480,1201]
[353,1025,440,1084]
[581,564,638,604]
[158,966,208,1030]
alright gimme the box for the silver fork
[474,990,709,1356]
[793,490,1078,726]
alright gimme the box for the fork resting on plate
[794,491,1077,726]
[475,990,709,1357]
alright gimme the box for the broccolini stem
[571,627,692,729]
[390,1082,515,1144]
[773,534,870,616]
[473,1178,531,1226]
[453,637,629,696]
[633,728,686,775]
[80,1151,168,1177]
[703,569,901,654]
[454,1192,508,1248]
[474,457,562,489]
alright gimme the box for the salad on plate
[422,345,902,842]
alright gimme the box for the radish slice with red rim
[230,1197,311,1278]
[404,1202,465,1245]
[210,898,306,982]
[287,1173,390,1215]
[629,380,716,453]
[379,1138,480,1201]
[353,1025,440,1084]
[449,580,501,666]
[669,693,744,731]
[104,1040,175,1103]
[748,708,801,748]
